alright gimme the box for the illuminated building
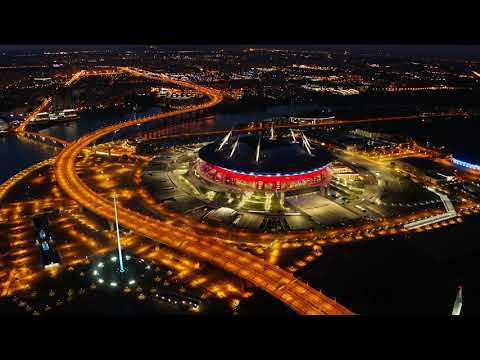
[331,162,363,184]
[31,109,79,124]
[398,157,455,185]
[452,157,480,171]
[196,131,332,192]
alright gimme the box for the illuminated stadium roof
[198,133,332,176]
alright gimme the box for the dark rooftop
[198,134,332,175]
[399,157,454,177]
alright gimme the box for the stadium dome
[196,132,332,192]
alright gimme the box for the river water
[0,135,57,184]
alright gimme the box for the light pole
[113,194,125,273]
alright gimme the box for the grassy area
[380,176,435,203]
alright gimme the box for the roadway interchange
[52,67,353,315]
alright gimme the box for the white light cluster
[214,163,331,177]
[453,158,480,170]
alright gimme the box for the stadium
[195,130,333,192]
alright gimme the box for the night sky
[1,45,480,60]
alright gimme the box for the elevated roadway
[20,131,69,148]
[404,187,457,230]
[0,158,55,203]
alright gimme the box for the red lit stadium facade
[195,133,333,192]
[196,160,331,191]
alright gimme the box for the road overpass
[404,187,457,230]
[20,131,69,148]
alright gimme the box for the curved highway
[53,67,353,315]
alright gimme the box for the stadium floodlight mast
[256,134,261,163]
[218,129,233,151]
[112,193,125,273]
[229,137,239,158]
[301,133,313,156]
